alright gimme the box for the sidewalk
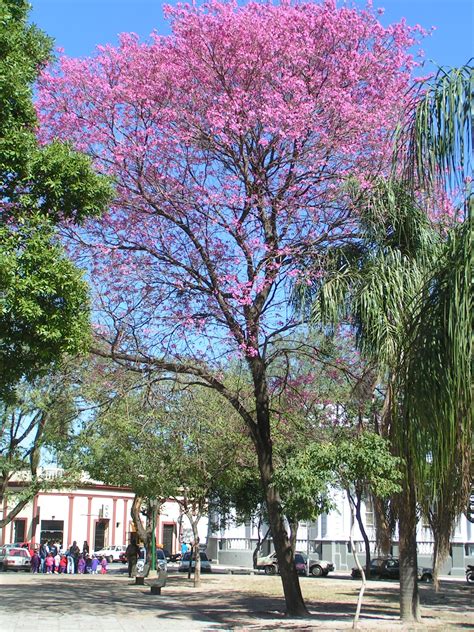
[0,573,221,632]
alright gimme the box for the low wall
[217,549,253,567]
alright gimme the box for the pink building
[1,470,186,554]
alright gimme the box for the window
[94,520,109,551]
[365,497,374,528]
[13,519,26,542]
[40,520,64,545]
[321,514,328,538]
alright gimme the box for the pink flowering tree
[38,0,421,615]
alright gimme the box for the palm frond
[394,62,473,197]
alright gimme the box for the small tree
[0,364,82,529]
[62,362,256,585]
[282,433,400,629]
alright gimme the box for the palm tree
[394,64,472,613]
[297,63,472,622]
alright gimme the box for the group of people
[29,540,107,575]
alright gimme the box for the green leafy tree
[0,0,111,399]
[278,432,401,629]
[0,363,81,528]
[61,361,257,585]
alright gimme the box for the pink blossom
[37,0,422,366]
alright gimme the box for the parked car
[294,552,335,577]
[0,547,31,572]
[120,547,167,573]
[138,547,167,573]
[94,545,127,563]
[179,551,212,573]
[256,551,334,577]
[466,564,474,584]
[166,551,182,563]
[351,557,433,582]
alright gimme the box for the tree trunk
[190,519,201,588]
[289,519,299,555]
[348,490,366,630]
[260,455,308,617]
[130,495,152,575]
[253,523,270,569]
[250,357,308,617]
[373,496,392,556]
[354,491,371,577]
[398,473,420,622]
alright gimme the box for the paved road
[0,572,223,632]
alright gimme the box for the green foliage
[297,180,440,372]
[273,444,335,523]
[297,113,472,575]
[60,363,258,516]
[0,220,91,397]
[329,432,402,499]
[395,63,473,196]
[274,432,401,522]
[0,0,112,397]
[399,212,472,565]
[0,364,83,527]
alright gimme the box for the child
[45,552,54,574]
[31,551,40,573]
[77,555,86,574]
[59,554,67,574]
[90,555,99,574]
[85,555,92,574]
[53,551,61,574]
[100,556,107,574]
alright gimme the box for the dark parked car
[351,557,433,582]
[179,551,212,573]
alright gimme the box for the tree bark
[354,490,371,577]
[189,518,201,587]
[130,495,152,575]
[349,490,366,630]
[398,473,420,622]
[253,523,270,569]
[288,519,299,555]
[258,446,308,617]
[373,496,392,556]
[250,357,308,617]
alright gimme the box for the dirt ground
[1,569,472,631]
[158,572,474,630]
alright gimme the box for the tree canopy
[0,0,112,399]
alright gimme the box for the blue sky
[30,0,473,71]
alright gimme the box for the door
[94,520,109,551]
[162,524,174,553]
[40,520,64,546]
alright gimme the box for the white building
[207,488,474,577]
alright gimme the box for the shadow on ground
[0,572,472,629]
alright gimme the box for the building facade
[1,470,206,554]
[2,472,473,577]
[208,488,474,577]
